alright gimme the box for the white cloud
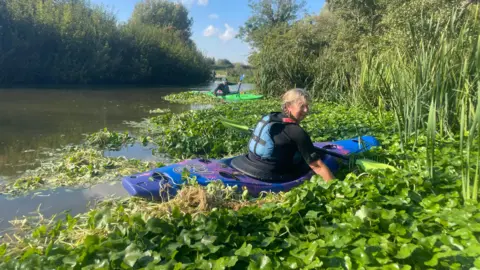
[198,0,208,5]
[208,13,219,19]
[219,24,236,41]
[203,25,218,37]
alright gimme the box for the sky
[90,0,326,64]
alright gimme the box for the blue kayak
[122,136,380,200]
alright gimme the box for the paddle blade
[356,159,397,172]
[218,117,252,132]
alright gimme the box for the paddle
[237,74,245,92]
[218,117,397,172]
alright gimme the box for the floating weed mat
[0,181,283,260]
[0,146,159,197]
[2,170,480,268]
[84,128,135,151]
[163,91,222,104]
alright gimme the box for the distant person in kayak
[212,78,231,96]
[231,88,335,183]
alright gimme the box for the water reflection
[103,142,170,164]
[0,182,127,234]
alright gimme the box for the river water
[0,83,255,232]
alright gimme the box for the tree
[215,59,233,68]
[238,0,306,48]
[130,0,192,40]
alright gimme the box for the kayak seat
[230,155,311,183]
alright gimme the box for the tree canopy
[0,0,212,86]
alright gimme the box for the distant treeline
[213,59,255,83]
[0,0,214,86]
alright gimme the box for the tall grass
[356,9,480,202]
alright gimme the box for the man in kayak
[212,78,231,96]
[232,88,335,182]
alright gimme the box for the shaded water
[0,182,127,234]
[0,83,254,179]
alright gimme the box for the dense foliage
[1,97,480,268]
[0,0,212,85]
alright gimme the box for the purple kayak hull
[122,136,380,200]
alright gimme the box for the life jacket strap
[282,118,296,124]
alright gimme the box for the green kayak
[206,91,263,101]
[192,91,263,101]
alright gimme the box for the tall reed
[356,9,480,202]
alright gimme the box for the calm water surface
[0,83,256,179]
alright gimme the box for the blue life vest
[248,114,296,160]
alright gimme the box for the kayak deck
[122,136,380,200]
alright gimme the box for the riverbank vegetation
[0,0,213,86]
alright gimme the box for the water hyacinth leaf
[355,205,370,221]
[355,159,397,172]
[451,228,472,240]
[381,209,397,220]
[235,242,253,257]
[344,255,352,270]
[147,218,174,234]
[62,255,78,266]
[213,256,238,270]
[0,244,6,257]
[305,210,319,219]
[32,225,47,238]
[475,257,480,268]
[464,241,480,257]
[388,223,407,236]
[351,247,371,265]
[123,244,144,267]
[302,257,323,269]
[395,243,419,259]
[84,235,100,248]
[200,235,217,246]
[246,254,273,270]
[260,237,276,247]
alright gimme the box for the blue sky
[90,0,326,64]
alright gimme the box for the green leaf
[32,225,47,238]
[172,205,182,219]
[259,255,272,270]
[395,243,418,259]
[147,218,174,234]
[234,242,252,257]
[305,210,319,219]
[123,243,144,267]
[285,256,299,269]
[201,235,217,245]
[84,235,100,248]
[260,237,276,247]
[474,257,480,268]
[0,243,6,256]
[213,256,238,270]
[355,205,369,221]
[388,223,406,236]
[381,209,396,220]
[351,247,370,265]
